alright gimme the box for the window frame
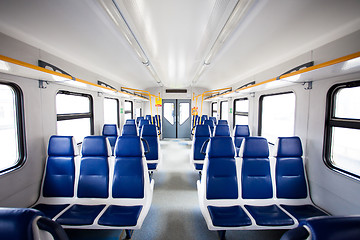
[104,97,119,126]
[324,80,360,179]
[0,82,26,175]
[211,102,217,118]
[124,100,134,119]
[56,90,94,138]
[220,100,228,120]
[233,97,249,127]
[258,91,295,144]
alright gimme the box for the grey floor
[66,139,286,240]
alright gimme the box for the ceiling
[0,0,359,90]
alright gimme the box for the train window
[325,81,360,178]
[211,102,217,117]
[233,98,249,126]
[124,100,133,120]
[259,92,295,144]
[56,91,93,143]
[220,101,228,120]
[0,83,25,173]
[104,97,119,126]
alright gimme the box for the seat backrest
[102,124,118,153]
[203,120,215,135]
[138,119,150,135]
[113,136,145,198]
[145,115,152,123]
[78,136,110,198]
[206,136,238,200]
[233,125,250,149]
[43,136,77,197]
[209,116,217,125]
[0,208,69,240]
[275,137,307,199]
[240,137,272,199]
[136,116,144,125]
[218,119,228,125]
[141,124,159,160]
[200,115,208,124]
[214,124,230,136]
[126,119,136,125]
[193,125,211,160]
[122,124,138,136]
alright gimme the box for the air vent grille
[166,89,187,93]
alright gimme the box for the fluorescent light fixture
[101,88,117,95]
[283,74,301,82]
[0,60,10,71]
[342,57,360,71]
[99,0,162,85]
[193,0,254,84]
[63,80,88,88]
[51,74,69,82]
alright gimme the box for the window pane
[56,93,90,114]
[261,93,295,144]
[124,101,132,111]
[104,98,118,125]
[221,101,228,120]
[331,127,360,176]
[124,113,132,121]
[164,103,174,125]
[235,99,249,112]
[213,102,217,111]
[0,85,19,171]
[212,102,218,117]
[335,87,360,119]
[57,118,90,143]
[179,103,189,125]
[235,115,248,125]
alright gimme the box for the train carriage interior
[0,0,360,239]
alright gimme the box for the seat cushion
[195,163,203,170]
[208,206,252,227]
[280,205,327,222]
[33,204,69,219]
[245,205,294,226]
[56,204,105,225]
[147,163,158,170]
[98,205,143,227]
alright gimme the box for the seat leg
[217,230,226,240]
[199,171,202,180]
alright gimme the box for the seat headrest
[204,120,215,126]
[81,136,111,157]
[115,136,142,157]
[48,135,78,156]
[141,124,157,137]
[136,117,144,124]
[240,137,269,158]
[122,124,138,136]
[276,137,303,157]
[208,137,235,158]
[125,119,136,125]
[102,124,118,136]
[234,125,250,137]
[214,125,230,136]
[139,119,150,127]
[195,125,211,137]
[218,120,228,125]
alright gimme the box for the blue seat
[233,125,250,157]
[275,137,327,221]
[209,116,217,125]
[56,136,111,225]
[141,124,160,170]
[240,137,294,226]
[214,124,230,136]
[200,115,208,124]
[102,124,118,155]
[203,120,215,136]
[191,125,211,171]
[126,119,136,125]
[138,119,150,136]
[98,135,154,228]
[122,124,138,136]
[280,216,360,240]
[0,208,69,240]
[217,119,228,125]
[33,136,77,219]
[198,137,252,230]
[136,116,144,126]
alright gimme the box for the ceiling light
[0,60,10,71]
[342,57,360,71]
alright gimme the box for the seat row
[32,135,154,231]
[197,136,328,238]
[103,122,161,171]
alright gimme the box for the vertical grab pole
[149,93,154,125]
